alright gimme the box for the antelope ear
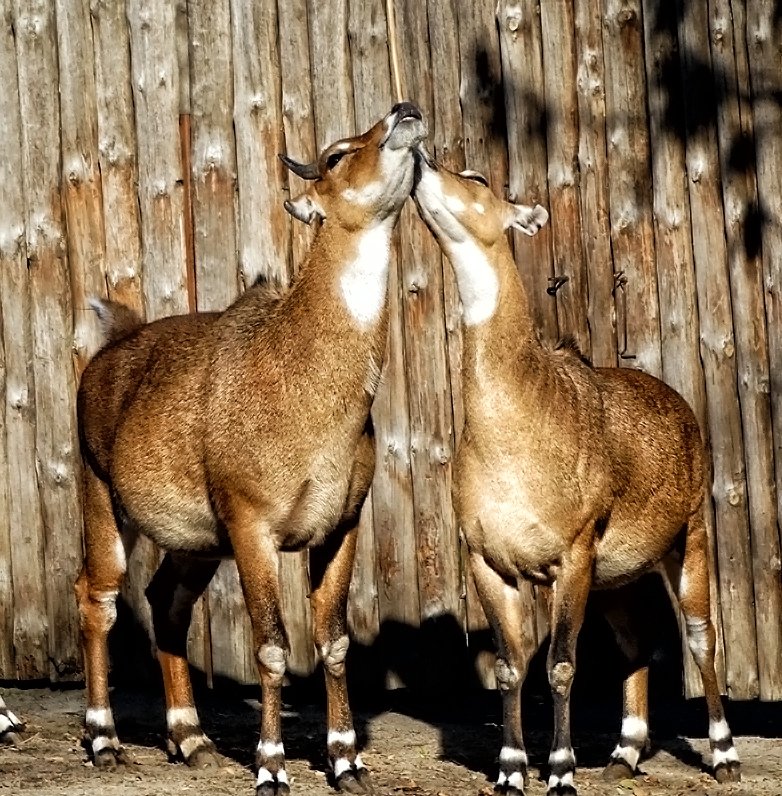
[505,203,549,236]
[284,191,325,225]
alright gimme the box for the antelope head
[280,102,427,230]
[412,147,548,252]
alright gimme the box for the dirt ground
[0,685,780,796]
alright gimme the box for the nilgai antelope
[412,151,740,796]
[0,696,23,745]
[75,102,427,796]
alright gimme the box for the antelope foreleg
[230,515,290,796]
[310,523,369,794]
[546,536,594,796]
[470,551,538,796]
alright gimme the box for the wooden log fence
[0,0,780,700]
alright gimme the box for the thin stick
[385,0,404,102]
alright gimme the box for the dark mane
[554,335,593,368]
[248,272,289,312]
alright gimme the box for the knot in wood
[616,6,637,28]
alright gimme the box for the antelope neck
[457,241,542,407]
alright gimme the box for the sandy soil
[0,686,780,796]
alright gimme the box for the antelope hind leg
[76,465,130,769]
[663,512,740,783]
[146,552,220,768]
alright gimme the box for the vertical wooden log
[344,0,390,649]
[640,0,725,696]
[275,0,320,679]
[574,0,617,368]
[747,0,782,562]
[56,0,106,374]
[601,0,662,378]
[188,0,238,333]
[186,0,237,680]
[0,306,12,678]
[496,0,557,345]
[128,0,189,320]
[676,0,758,699]
[710,0,782,700]
[540,1,590,355]
[479,1,544,674]
[427,0,490,681]
[15,0,83,681]
[90,0,158,683]
[214,0,290,684]
[393,0,462,647]
[128,0,191,681]
[0,2,28,678]
[278,0,316,272]
[343,0,419,681]
[90,0,144,313]
[307,0,354,148]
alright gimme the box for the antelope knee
[494,657,521,692]
[77,589,119,634]
[258,643,288,687]
[319,634,350,677]
[549,661,575,695]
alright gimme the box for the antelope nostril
[391,102,422,121]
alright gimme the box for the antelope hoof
[186,745,220,769]
[547,786,577,796]
[714,761,741,783]
[602,759,635,781]
[1,731,21,746]
[494,785,526,796]
[94,746,127,770]
[257,783,291,796]
[335,768,373,794]
[256,769,290,796]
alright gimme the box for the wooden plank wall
[0,0,780,700]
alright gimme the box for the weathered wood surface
[0,0,27,677]
[641,0,724,696]
[710,0,782,700]
[15,0,83,681]
[540,0,590,355]
[1,0,781,700]
[602,0,662,378]
[676,0,759,700]
[748,0,782,547]
[394,0,461,640]
[128,0,189,320]
[496,0,557,345]
[56,0,105,373]
[574,0,617,369]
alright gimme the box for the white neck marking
[339,221,392,329]
[447,237,499,326]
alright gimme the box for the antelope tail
[89,298,143,346]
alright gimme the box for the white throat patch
[339,222,392,328]
[448,237,499,326]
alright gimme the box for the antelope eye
[460,170,489,187]
[326,151,347,170]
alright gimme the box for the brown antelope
[75,102,427,796]
[412,150,740,796]
[0,696,22,745]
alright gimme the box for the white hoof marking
[713,746,740,767]
[327,729,356,748]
